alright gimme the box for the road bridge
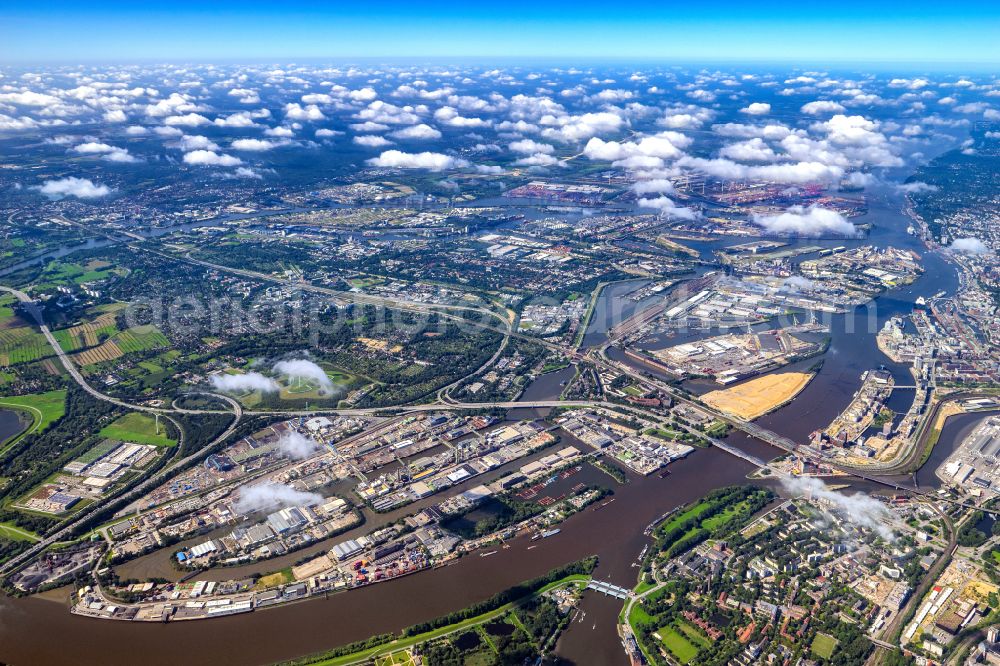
[708,439,768,468]
[587,580,630,599]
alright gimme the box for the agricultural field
[72,339,123,366]
[0,326,53,366]
[72,325,170,367]
[115,326,170,354]
[0,294,16,322]
[99,412,176,447]
[51,311,119,353]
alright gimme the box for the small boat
[480,550,497,557]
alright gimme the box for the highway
[2,222,989,587]
[34,212,973,484]
[0,398,242,576]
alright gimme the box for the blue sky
[3,0,1000,63]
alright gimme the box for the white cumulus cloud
[753,206,858,237]
[801,100,847,115]
[231,138,285,151]
[183,150,243,166]
[637,196,699,220]
[272,358,334,394]
[209,371,279,393]
[35,177,111,199]
[740,102,771,115]
[949,237,991,255]
[276,431,322,460]
[354,135,392,147]
[366,150,468,171]
[391,123,442,140]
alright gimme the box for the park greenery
[279,558,598,666]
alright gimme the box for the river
[0,439,778,666]
[609,184,961,446]
[0,179,968,664]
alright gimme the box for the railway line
[2,219,991,593]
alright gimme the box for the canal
[0,178,969,665]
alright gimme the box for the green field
[255,567,293,590]
[703,420,730,437]
[0,390,67,441]
[373,652,418,666]
[99,412,176,447]
[36,260,117,289]
[811,633,838,659]
[659,625,699,664]
[628,602,655,629]
[0,521,41,542]
[541,359,570,374]
[52,328,85,352]
[646,427,685,439]
[676,620,710,648]
[75,440,119,465]
[0,294,16,320]
[658,502,714,534]
[309,575,590,666]
[633,578,656,595]
[235,366,363,406]
[348,277,386,289]
[701,498,756,531]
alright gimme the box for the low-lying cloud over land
[35,177,111,199]
[780,475,895,541]
[950,237,991,254]
[272,358,333,394]
[210,371,280,393]
[234,482,323,514]
[276,431,321,460]
[366,150,468,170]
[752,205,858,237]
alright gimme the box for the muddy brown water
[0,440,776,666]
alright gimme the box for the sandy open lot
[702,372,814,420]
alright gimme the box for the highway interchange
[1,223,996,653]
